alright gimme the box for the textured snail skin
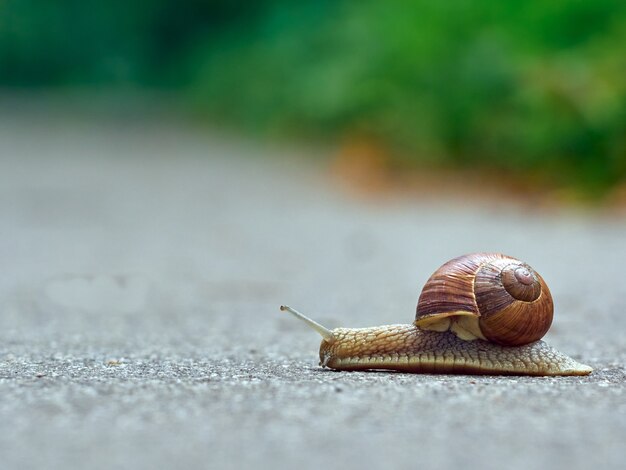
[319,325,592,376]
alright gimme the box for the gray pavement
[0,102,625,470]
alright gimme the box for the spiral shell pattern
[415,253,553,346]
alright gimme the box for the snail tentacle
[280,305,336,343]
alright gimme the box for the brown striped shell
[414,253,553,346]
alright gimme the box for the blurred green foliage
[0,0,271,85]
[1,0,625,197]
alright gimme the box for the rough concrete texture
[0,103,624,470]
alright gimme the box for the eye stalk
[280,305,336,343]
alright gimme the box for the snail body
[281,253,592,376]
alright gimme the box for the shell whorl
[501,263,541,301]
[415,253,554,346]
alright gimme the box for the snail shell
[414,253,553,346]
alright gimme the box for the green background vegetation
[1,0,625,198]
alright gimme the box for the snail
[281,253,592,376]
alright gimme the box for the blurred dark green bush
[1,0,625,197]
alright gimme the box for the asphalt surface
[0,102,624,470]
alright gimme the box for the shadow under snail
[281,253,592,376]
